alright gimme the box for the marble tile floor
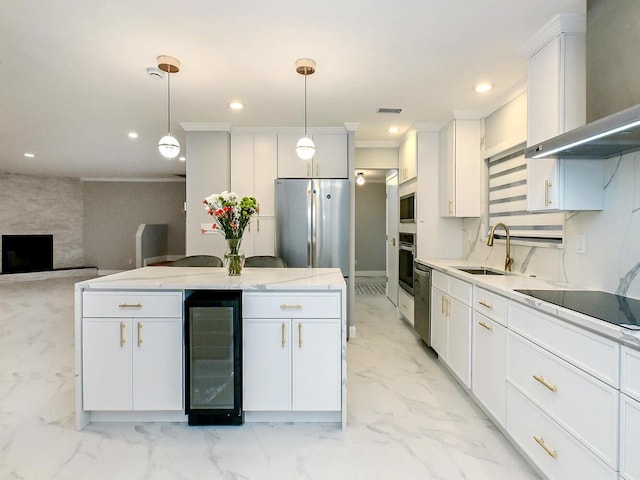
[0,276,541,480]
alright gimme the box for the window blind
[488,148,563,244]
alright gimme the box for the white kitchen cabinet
[231,132,278,216]
[277,133,347,179]
[524,25,603,211]
[439,119,481,218]
[472,312,507,426]
[80,318,184,409]
[82,291,183,411]
[243,292,342,412]
[399,131,417,183]
[620,393,640,480]
[526,157,603,211]
[242,216,275,257]
[398,287,414,326]
[429,270,472,387]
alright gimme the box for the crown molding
[180,122,231,132]
[518,13,586,58]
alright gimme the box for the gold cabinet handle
[280,304,303,310]
[478,321,494,331]
[533,436,558,459]
[544,180,553,207]
[478,300,493,309]
[448,200,453,215]
[533,374,558,392]
[137,322,143,347]
[118,303,142,308]
[281,322,286,348]
[257,218,260,232]
[441,296,445,315]
[119,321,126,348]
[298,323,302,348]
[446,298,451,317]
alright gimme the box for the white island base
[74,267,347,430]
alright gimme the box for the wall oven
[398,233,415,295]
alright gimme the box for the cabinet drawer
[508,302,619,387]
[432,270,448,292]
[243,292,341,319]
[507,331,619,468]
[432,270,472,306]
[474,287,507,326]
[507,383,617,480]
[621,346,640,403]
[83,291,182,318]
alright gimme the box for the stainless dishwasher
[413,261,431,346]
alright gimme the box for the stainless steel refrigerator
[275,179,349,276]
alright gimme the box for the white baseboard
[355,271,386,277]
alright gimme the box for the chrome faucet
[487,222,514,272]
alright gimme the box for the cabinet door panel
[430,287,447,359]
[82,318,132,410]
[133,319,183,411]
[527,36,561,146]
[621,394,640,480]
[243,320,291,410]
[312,134,347,178]
[278,134,310,178]
[447,297,471,388]
[253,133,278,216]
[252,216,275,256]
[292,320,341,411]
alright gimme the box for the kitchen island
[74,267,347,430]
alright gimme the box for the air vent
[377,108,403,114]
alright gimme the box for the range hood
[525,103,640,159]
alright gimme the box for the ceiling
[0,0,585,180]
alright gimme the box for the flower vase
[224,238,245,276]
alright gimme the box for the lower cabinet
[398,287,414,326]
[472,312,507,426]
[82,317,183,411]
[242,292,342,412]
[620,393,640,480]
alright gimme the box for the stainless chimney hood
[525,103,640,159]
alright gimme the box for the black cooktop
[515,289,640,330]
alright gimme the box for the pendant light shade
[157,55,181,159]
[295,58,316,161]
[356,172,365,185]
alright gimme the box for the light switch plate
[576,234,586,254]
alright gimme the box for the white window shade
[488,148,563,244]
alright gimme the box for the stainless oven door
[398,243,414,295]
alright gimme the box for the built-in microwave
[400,193,415,223]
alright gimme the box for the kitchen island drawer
[507,383,616,480]
[621,346,640,403]
[507,331,619,468]
[243,291,341,319]
[474,286,507,325]
[83,291,182,318]
[508,302,619,387]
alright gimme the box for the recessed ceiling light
[128,132,139,139]
[475,83,492,93]
[24,153,35,158]
[179,156,186,162]
[229,102,244,110]
[388,127,400,134]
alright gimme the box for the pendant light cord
[167,71,172,135]
[304,74,307,136]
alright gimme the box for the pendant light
[295,58,316,160]
[356,172,365,185]
[157,55,181,159]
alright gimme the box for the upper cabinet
[277,132,348,179]
[399,132,417,183]
[523,15,603,211]
[439,119,481,218]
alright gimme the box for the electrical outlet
[576,234,586,254]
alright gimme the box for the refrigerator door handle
[308,183,313,268]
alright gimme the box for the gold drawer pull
[119,321,126,347]
[119,303,142,308]
[533,436,558,459]
[478,300,493,309]
[478,321,494,331]
[298,323,302,348]
[281,322,286,348]
[533,374,558,392]
[280,304,303,310]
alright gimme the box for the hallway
[0,276,539,479]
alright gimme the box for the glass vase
[224,237,245,276]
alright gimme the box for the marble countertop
[416,257,640,351]
[76,266,346,291]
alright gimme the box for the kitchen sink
[454,267,506,275]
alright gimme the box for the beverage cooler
[184,290,243,425]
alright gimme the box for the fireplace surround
[1,234,54,274]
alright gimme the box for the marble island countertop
[417,257,640,351]
[77,266,346,291]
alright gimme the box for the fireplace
[2,235,54,274]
